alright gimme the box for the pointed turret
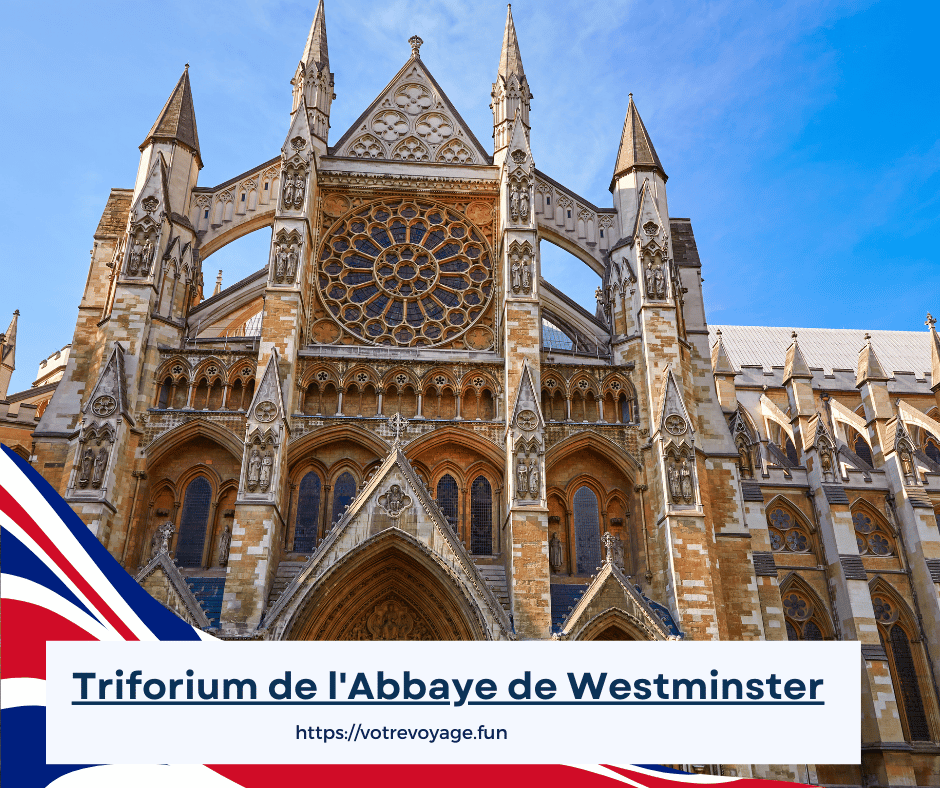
[213,270,223,297]
[711,330,736,376]
[301,0,329,73]
[0,310,19,400]
[610,94,665,190]
[140,65,201,166]
[492,4,532,159]
[856,333,889,387]
[783,332,813,383]
[291,0,334,149]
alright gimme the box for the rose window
[317,199,493,347]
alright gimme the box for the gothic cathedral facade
[3,4,940,786]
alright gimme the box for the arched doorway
[279,532,489,641]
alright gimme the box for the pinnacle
[856,333,889,386]
[711,331,736,375]
[928,313,940,391]
[611,94,665,186]
[498,4,525,80]
[1,310,17,366]
[783,332,812,382]
[301,0,329,72]
[141,65,201,162]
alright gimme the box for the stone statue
[667,461,681,502]
[509,185,520,221]
[150,521,174,559]
[218,524,231,566]
[128,240,142,275]
[611,533,625,571]
[516,459,528,496]
[286,245,299,280]
[293,174,305,207]
[820,446,834,482]
[384,484,406,515]
[275,244,287,280]
[519,186,530,221]
[520,253,531,293]
[282,175,294,207]
[91,447,108,489]
[141,239,154,276]
[511,254,521,292]
[79,448,93,488]
[737,441,753,479]
[899,446,915,481]
[247,447,262,491]
[260,452,273,491]
[528,459,540,498]
[680,459,693,503]
[549,531,564,572]
[654,264,666,298]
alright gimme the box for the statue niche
[665,448,695,505]
[509,240,533,296]
[281,164,307,211]
[509,171,531,224]
[272,230,302,285]
[245,429,277,493]
[76,423,113,491]
[125,223,158,278]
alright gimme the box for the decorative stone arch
[286,423,389,466]
[850,498,897,556]
[405,426,505,471]
[570,608,654,641]
[145,419,244,468]
[155,355,192,381]
[764,495,817,557]
[546,430,641,476]
[341,365,378,389]
[269,525,503,642]
[191,356,226,383]
[778,572,835,640]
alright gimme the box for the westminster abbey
[2,4,940,785]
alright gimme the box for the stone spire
[611,94,665,188]
[140,65,201,165]
[498,4,525,81]
[711,330,736,375]
[783,331,812,383]
[213,270,223,297]
[0,309,18,400]
[292,0,334,148]
[492,4,531,158]
[300,0,329,72]
[856,333,889,387]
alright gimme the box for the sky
[1,0,938,393]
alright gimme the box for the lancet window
[470,476,492,555]
[331,472,357,525]
[574,486,602,574]
[852,509,894,556]
[436,474,459,533]
[176,476,212,568]
[294,472,322,552]
[767,505,811,553]
[782,589,826,641]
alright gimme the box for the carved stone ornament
[245,446,273,492]
[516,409,537,431]
[142,196,159,213]
[509,174,531,223]
[150,521,174,559]
[667,456,695,505]
[549,531,564,572]
[898,442,916,483]
[254,401,278,422]
[281,166,306,210]
[511,149,526,164]
[378,483,413,519]
[664,414,686,436]
[509,240,533,295]
[645,259,667,300]
[643,220,659,236]
[218,524,232,566]
[368,600,415,640]
[91,395,117,417]
[273,235,300,285]
[290,136,307,150]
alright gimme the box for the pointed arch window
[470,476,492,555]
[176,476,212,568]
[331,472,356,525]
[873,593,932,742]
[784,436,799,467]
[574,486,602,574]
[294,472,322,552]
[852,431,874,467]
[767,505,811,553]
[436,474,459,533]
[782,590,826,641]
[925,432,940,464]
[852,509,894,556]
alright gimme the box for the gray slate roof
[709,325,933,378]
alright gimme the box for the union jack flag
[0,445,800,788]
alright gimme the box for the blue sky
[1,0,937,392]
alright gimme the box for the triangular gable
[136,551,210,629]
[82,343,131,423]
[263,443,511,638]
[711,331,737,375]
[506,109,532,165]
[856,336,889,385]
[783,333,813,382]
[558,561,679,641]
[656,367,693,441]
[332,58,491,165]
[508,359,544,435]
[283,96,315,157]
[246,350,287,426]
[131,152,171,222]
[632,179,667,249]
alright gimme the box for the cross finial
[791,331,798,340]
[388,413,408,444]
[864,332,871,342]
[602,531,615,564]
[927,313,937,329]
[409,35,423,58]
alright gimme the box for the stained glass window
[853,433,874,466]
[470,476,492,555]
[889,626,931,741]
[294,472,321,552]
[176,476,212,568]
[436,474,459,532]
[542,318,574,351]
[574,486,602,574]
[853,511,894,556]
[768,506,811,553]
[784,436,799,467]
[925,434,940,464]
[331,472,356,525]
